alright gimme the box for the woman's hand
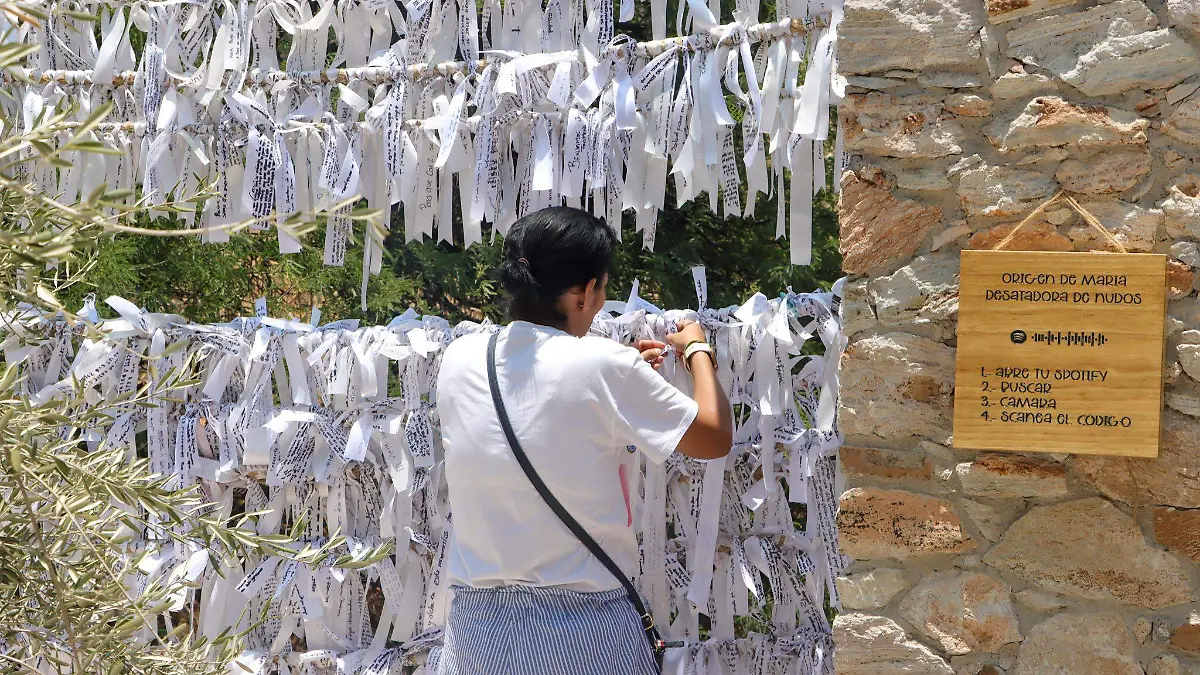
[635,339,666,371]
[665,320,707,353]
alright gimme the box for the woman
[435,206,733,675]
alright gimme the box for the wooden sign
[953,250,1167,457]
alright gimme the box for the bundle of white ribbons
[1,271,847,674]
[4,0,845,271]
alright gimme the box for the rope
[988,190,1129,254]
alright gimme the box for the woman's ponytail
[500,207,617,325]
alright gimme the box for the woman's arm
[666,320,733,460]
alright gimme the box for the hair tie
[517,257,530,266]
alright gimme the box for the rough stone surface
[933,221,972,250]
[955,455,1069,499]
[919,72,985,89]
[1166,378,1200,416]
[1074,410,1200,507]
[989,71,1057,99]
[1135,617,1153,644]
[1055,147,1152,194]
[985,97,1149,153]
[983,497,1194,608]
[1014,588,1069,613]
[1171,614,1200,654]
[840,333,956,443]
[1014,612,1143,675]
[1172,241,1200,267]
[987,0,1076,23]
[834,613,955,675]
[839,0,984,75]
[967,221,1073,252]
[895,166,954,191]
[898,571,1022,655]
[1161,178,1200,240]
[1004,1,1200,96]
[961,498,1023,542]
[951,156,1057,218]
[868,254,959,342]
[837,567,910,609]
[839,170,945,275]
[946,93,994,117]
[843,446,934,483]
[1176,342,1200,380]
[838,487,975,560]
[1168,259,1196,299]
[1148,655,1182,675]
[1152,507,1200,562]
[842,94,969,159]
[1169,0,1200,34]
[842,279,878,337]
[1164,95,1200,145]
[1066,198,1162,252]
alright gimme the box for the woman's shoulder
[440,332,489,367]
[574,335,639,373]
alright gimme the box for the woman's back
[438,321,696,592]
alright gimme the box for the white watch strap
[683,342,715,370]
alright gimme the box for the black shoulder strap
[486,331,659,643]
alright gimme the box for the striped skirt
[433,585,658,675]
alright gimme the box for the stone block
[842,93,969,159]
[961,498,1023,542]
[1074,410,1200,507]
[839,170,944,275]
[1168,0,1200,35]
[1014,588,1069,612]
[987,0,1077,23]
[1014,612,1143,675]
[945,93,994,117]
[1005,1,1200,96]
[1152,507,1200,562]
[843,279,879,337]
[1171,613,1200,654]
[1161,178,1200,240]
[1168,259,1196,299]
[898,571,1022,655]
[955,455,1069,499]
[868,253,959,342]
[834,613,955,675]
[840,333,955,442]
[838,487,975,560]
[1066,198,1162,252]
[895,166,954,191]
[1135,617,1153,643]
[836,567,910,609]
[1055,147,1152,194]
[842,446,933,482]
[951,156,1057,218]
[985,96,1149,152]
[839,0,984,75]
[1166,378,1200,416]
[932,222,972,251]
[989,71,1057,100]
[1147,655,1182,675]
[983,497,1194,608]
[967,221,1073,252]
[1163,95,1200,145]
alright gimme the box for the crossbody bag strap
[486,331,660,646]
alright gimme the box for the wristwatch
[682,340,716,371]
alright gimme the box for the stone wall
[832,0,1200,672]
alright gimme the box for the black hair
[499,206,617,326]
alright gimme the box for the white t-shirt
[437,321,699,592]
